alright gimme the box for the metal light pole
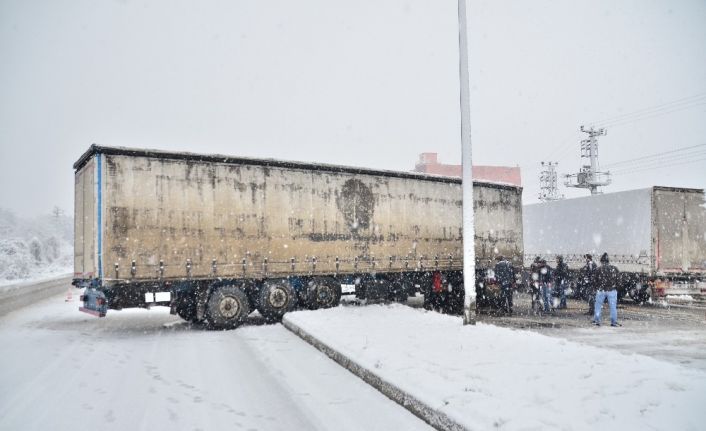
[458,0,476,325]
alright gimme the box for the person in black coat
[593,253,621,326]
[529,256,542,311]
[494,255,515,314]
[538,258,553,313]
[554,255,569,309]
[581,254,598,315]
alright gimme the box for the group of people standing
[495,252,621,326]
[529,255,570,313]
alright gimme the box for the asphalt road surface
[406,292,706,371]
[475,293,706,371]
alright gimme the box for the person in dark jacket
[593,253,621,326]
[554,255,569,309]
[494,255,515,314]
[538,258,553,313]
[581,254,598,315]
[529,256,542,311]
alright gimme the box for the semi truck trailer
[523,186,706,302]
[73,145,523,328]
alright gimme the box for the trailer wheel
[388,280,408,303]
[176,299,198,323]
[206,285,250,329]
[258,280,297,322]
[305,277,342,309]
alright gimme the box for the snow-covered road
[0,288,432,431]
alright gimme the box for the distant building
[413,153,522,186]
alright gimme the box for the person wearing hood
[581,254,598,315]
[554,255,569,309]
[494,255,515,314]
[593,253,621,327]
[538,258,553,313]
[529,256,542,311]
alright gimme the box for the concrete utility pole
[538,162,564,202]
[564,126,612,195]
[458,0,476,325]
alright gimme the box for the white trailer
[523,187,706,301]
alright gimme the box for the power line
[604,144,706,169]
[543,92,706,177]
[542,130,582,164]
[609,150,706,172]
[588,92,706,127]
[610,152,706,174]
[611,155,706,176]
[597,102,706,129]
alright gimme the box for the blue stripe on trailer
[96,153,102,279]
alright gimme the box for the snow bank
[285,304,706,431]
[0,208,72,287]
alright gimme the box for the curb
[281,316,468,431]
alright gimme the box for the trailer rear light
[96,298,106,305]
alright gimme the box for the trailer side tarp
[73,146,523,283]
[524,189,652,259]
[524,187,706,276]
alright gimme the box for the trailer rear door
[74,157,97,278]
[653,187,706,274]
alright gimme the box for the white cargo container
[523,187,706,300]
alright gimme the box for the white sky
[1,0,704,215]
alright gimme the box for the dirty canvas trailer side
[73,145,523,328]
[523,187,706,303]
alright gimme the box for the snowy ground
[285,304,706,431]
[0,289,431,431]
[3,283,706,431]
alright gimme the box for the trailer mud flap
[79,288,108,317]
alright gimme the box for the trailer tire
[305,277,342,309]
[176,300,198,323]
[206,285,250,329]
[388,280,408,303]
[258,279,297,322]
[363,276,389,303]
